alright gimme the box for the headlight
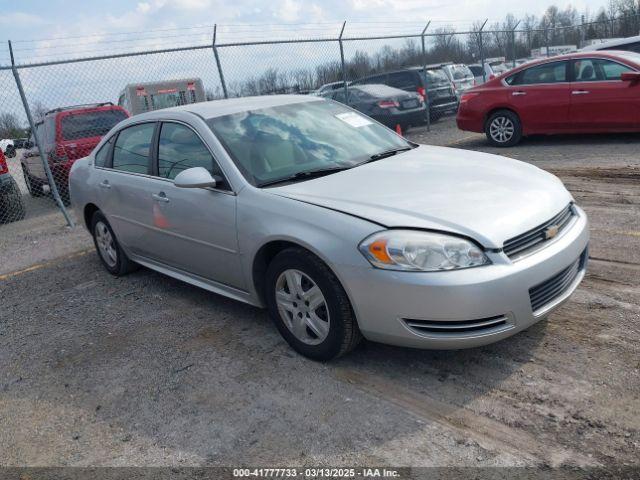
[358,230,490,271]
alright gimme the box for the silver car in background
[69,95,589,360]
[442,63,476,98]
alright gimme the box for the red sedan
[456,50,640,146]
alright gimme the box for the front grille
[403,315,511,337]
[528,250,586,313]
[503,204,575,259]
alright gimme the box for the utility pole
[478,19,488,83]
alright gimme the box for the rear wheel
[485,110,522,147]
[90,211,137,276]
[265,247,362,361]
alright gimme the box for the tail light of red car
[0,150,7,175]
[378,100,400,109]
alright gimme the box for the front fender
[237,187,381,308]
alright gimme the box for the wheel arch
[483,106,521,131]
[83,203,100,231]
[250,238,349,310]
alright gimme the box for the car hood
[269,145,572,248]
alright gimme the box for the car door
[505,60,572,133]
[97,122,158,257]
[142,121,243,289]
[569,57,640,130]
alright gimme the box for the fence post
[511,21,520,68]
[212,25,229,99]
[544,28,550,57]
[580,15,586,48]
[478,19,488,83]
[8,41,74,228]
[338,21,348,104]
[421,21,431,132]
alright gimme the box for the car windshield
[424,69,449,84]
[490,63,509,74]
[207,100,410,187]
[61,109,128,141]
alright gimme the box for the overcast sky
[0,0,611,46]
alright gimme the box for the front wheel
[485,110,522,147]
[265,248,362,361]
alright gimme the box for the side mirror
[174,167,217,189]
[621,72,640,82]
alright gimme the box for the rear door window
[450,65,473,79]
[94,136,115,168]
[424,69,449,85]
[509,61,568,85]
[61,109,129,141]
[112,123,155,174]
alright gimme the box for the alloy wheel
[275,269,330,345]
[95,221,118,268]
[489,116,515,143]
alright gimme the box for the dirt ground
[0,116,638,473]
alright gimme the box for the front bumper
[337,206,590,349]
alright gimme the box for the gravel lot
[1,116,638,472]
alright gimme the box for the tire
[0,178,25,224]
[22,164,45,197]
[90,210,138,276]
[265,247,362,361]
[485,110,522,147]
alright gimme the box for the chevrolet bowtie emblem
[544,225,560,240]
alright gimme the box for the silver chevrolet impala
[69,95,589,360]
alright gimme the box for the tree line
[211,0,640,97]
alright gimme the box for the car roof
[45,102,122,117]
[501,50,640,76]
[130,94,323,121]
[581,35,640,51]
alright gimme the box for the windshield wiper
[367,146,414,162]
[257,165,352,187]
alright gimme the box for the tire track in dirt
[333,368,599,468]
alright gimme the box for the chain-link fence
[0,13,637,230]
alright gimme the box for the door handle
[99,180,111,189]
[572,90,590,95]
[512,91,527,96]
[152,192,170,203]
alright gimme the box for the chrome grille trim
[503,204,575,260]
[403,315,512,337]
[528,249,587,314]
